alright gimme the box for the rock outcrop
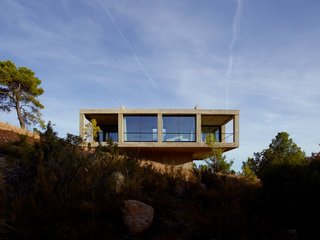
[122,199,154,235]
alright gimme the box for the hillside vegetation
[0,122,38,144]
[0,123,319,239]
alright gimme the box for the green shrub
[6,124,320,239]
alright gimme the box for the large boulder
[122,200,154,235]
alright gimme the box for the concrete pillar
[118,113,123,143]
[158,113,162,142]
[196,113,201,143]
[233,113,239,144]
[79,112,85,139]
[221,125,226,143]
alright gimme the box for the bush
[4,124,319,239]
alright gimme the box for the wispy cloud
[1,0,320,171]
[226,0,243,108]
[103,1,230,108]
[2,0,125,106]
[96,0,162,101]
[230,0,244,53]
[37,27,125,106]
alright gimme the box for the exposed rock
[122,200,154,235]
[112,171,125,193]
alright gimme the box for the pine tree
[0,60,44,129]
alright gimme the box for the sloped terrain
[0,122,38,170]
[0,122,38,145]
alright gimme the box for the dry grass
[0,122,39,145]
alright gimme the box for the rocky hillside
[0,122,39,145]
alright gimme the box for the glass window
[98,131,103,143]
[162,115,196,142]
[106,132,118,142]
[124,115,157,142]
[98,122,118,142]
[124,116,140,141]
[201,126,221,142]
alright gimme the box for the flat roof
[80,108,239,115]
[81,108,239,126]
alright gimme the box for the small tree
[0,60,44,129]
[241,160,258,182]
[205,133,234,174]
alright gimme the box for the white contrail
[41,31,124,106]
[229,0,243,54]
[97,0,161,95]
[41,33,125,105]
[226,0,243,108]
[10,1,124,106]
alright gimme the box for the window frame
[162,115,196,142]
[123,115,158,142]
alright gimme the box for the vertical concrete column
[158,113,162,142]
[118,113,123,143]
[79,112,85,139]
[221,125,226,143]
[233,113,239,144]
[196,113,201,143]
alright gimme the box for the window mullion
[178,116,180,141]
[140,116,142,142]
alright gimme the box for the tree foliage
[241,160,258,182]
[247,132,306,177]
[307,146,320,162]
[0,60,44,129]
[205,133,234,174]
[2,124,320,239]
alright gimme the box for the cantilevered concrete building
[79,108,239,164]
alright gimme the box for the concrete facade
[79,108,239,164]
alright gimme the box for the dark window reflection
[162,115,196,142]
[124,115,158,142]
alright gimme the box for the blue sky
[1,0,320,171]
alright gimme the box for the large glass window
[97,131,118,143]
[97,125,118,143]
[124,115,158,142]
[162,115,196,142]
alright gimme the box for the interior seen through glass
[124,115,158,142]
[162,115,196,142]
[201,126,221,142]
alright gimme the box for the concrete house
[79,107,239,165]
